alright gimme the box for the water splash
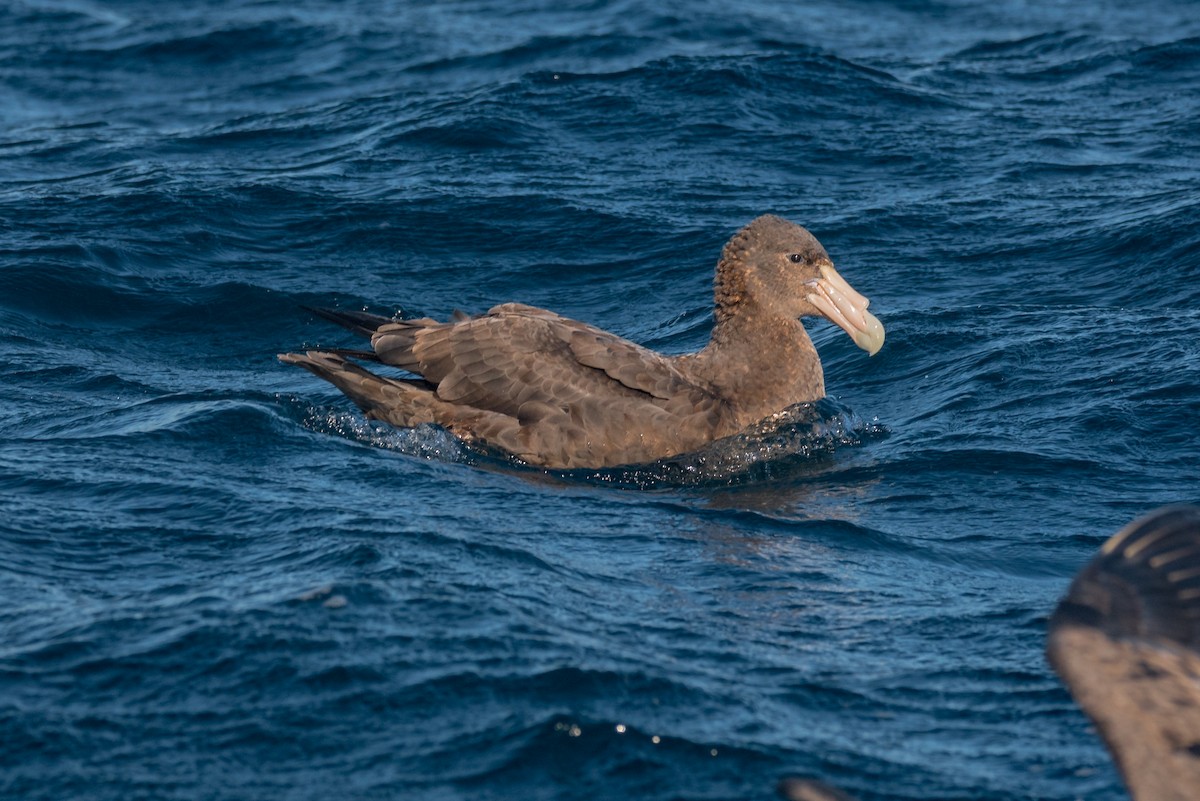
[301,406,472,463]
[299,398,884,488]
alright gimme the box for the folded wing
[371,303,723,419]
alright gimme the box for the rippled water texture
[2,1,1199,800]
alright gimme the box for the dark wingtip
[302,305,396,339]
[1051,504,1200,648]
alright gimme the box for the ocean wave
[3,3,1196,801]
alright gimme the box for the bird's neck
[692,301,826,425]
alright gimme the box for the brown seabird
[280,215,884,469]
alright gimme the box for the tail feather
[281,350,530,461]
[279,350,435,425]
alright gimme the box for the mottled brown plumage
[279,215,884,468]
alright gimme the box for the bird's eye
[788,253,805,264]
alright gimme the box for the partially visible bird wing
[1047,505,1200,801]
[776,778,859,801]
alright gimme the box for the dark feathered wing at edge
[1047,505,1200,801]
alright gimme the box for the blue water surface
[2,1,1199,799]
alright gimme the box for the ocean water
[2,1,1199,799]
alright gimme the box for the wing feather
[379,306,718,419]
[566,327,698,401]
[1047,505,1200,801]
